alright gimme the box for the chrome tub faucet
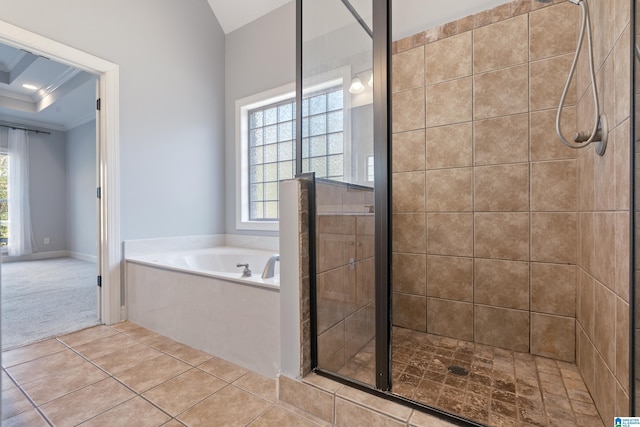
[261,254,280,279]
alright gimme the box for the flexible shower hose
[556,0,601,149]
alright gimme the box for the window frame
[236,83,296,232]
[0,150,7,252]
[235,68,351,231]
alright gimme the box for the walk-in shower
[300,0,634,425]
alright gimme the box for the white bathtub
[125,246,281,377]
[126,246,280,289]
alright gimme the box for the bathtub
[126,246,280,289]
[125,246,281,377]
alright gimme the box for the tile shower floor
[1,322,328,427]
[339,327,605,427]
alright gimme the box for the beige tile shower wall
[391,0,582,362]
[315,181,375,373]
[574,0,631,420]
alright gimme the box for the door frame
[0,21,122,325]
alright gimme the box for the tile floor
[1,322,329,427]
[338,327,605,426]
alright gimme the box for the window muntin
[301,89,344,180]
[366,154,374,182]
[248,86,344,221]
[248,99,297,221]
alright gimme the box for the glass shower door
[301,0,386,389]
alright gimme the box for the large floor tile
[39,378,135,427]
[6,349,85,384]
[177,385,270,427]
[198,357,248,382]
[77,396,171,427]
[118,324,160,342]
[233,371,277,403]
[144,335,184,354]
[170,345,213,366]
[115,354,190,393]
[161,420,187,427]
[249,405,321,426]
[73,332,138,360]
[2,339,67,368]
[92,342,163,375]
[2,370,12,391]
[20,360,108,405]
[1,384,33,421]
[57,325,118,347]
[1,409,48,427]
[143,368,226,416]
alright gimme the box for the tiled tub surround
[391,0,632,422]
[315,181,376,384]
[1,323,459,427]
[125,256,280,378]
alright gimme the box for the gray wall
[0,0,227,241]
[66,120,96,257]
[224,1,295,236]
[29,130,68,252]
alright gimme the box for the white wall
[66,120,96,257]
[0,0,227,241]
[392,0,511,40]
[224,1,296,236]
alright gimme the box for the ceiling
[208,0,511,40]
[0,43,96,132]
[0,0,511,131]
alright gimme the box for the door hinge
[97,187,102,199]
[97,275,102,287]
[96,98,101,111]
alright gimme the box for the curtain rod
[0,124,51,135]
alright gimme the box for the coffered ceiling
[0,43,96,131]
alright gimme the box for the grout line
[2,367,54,427]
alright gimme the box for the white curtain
[8,129,37,256]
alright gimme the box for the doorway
[0,20,121,338]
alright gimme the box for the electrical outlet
[44,237,50,245]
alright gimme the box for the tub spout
[261,254,280,279]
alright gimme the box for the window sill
[236,220,279,232]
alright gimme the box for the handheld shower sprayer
[556,0,608,156]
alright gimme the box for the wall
[66,120,96,258]
[574,0,631,420]
[28,129,68,253]
[224,1,296,236]
[0,0,226,241]
[391,1,579,362]
[0,127,68,254]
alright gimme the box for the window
[247,100,296,221]
[247,87,345,221]
[366,155,374,182]
[0,153,7,247]
[236,78,349,230]
[301,88,345,181]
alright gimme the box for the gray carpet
[1,257,99,350]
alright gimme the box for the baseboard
[67,251,97,263]
[2,250,70,263]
